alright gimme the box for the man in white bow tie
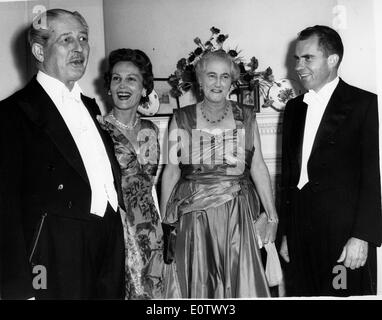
[279,25,381,296]
[0,9,125,299]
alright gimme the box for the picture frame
[141,114,171,186]
[141,115,171,166]
[153,78,180,114]
[237,80,260,113]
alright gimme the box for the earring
[108,90,111,95]
[142,89,147,97]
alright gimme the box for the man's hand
[279,235,290,263]
[337,237,368,270]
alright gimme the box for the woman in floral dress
[99,48,164,299]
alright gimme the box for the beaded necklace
[201,101,230,124]
[110,113,139,130]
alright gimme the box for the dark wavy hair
[298,25,344,67]
[104,48,154,104]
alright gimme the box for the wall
[1,1,377,108]
[336,0,377,93]
[0,1,30,99]
[0,0,106,109]
[103,0,335,87]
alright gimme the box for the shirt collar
[316,76,339,102]
[36,70,83,103]
[304,76,339,107]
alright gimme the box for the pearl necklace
[201,101,230,124]
[110,113,139,130]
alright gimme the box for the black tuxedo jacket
[280,79,382,248]
[0,77,125,299]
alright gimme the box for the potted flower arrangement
[168,27,275,107]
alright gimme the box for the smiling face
[294,35,338,92]
[39,14,89,90]
[199,57,232,104]
[109,61,145,111]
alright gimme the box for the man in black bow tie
[0,9,125,299]
[279,25,381,296]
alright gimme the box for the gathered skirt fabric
[164,181,270,298]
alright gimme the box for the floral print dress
[99,114,164,299]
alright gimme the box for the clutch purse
[161,223,177,264]
[253,212,268,246]
[264,242,283,287]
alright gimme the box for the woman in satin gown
[160,50,279,298]
[99,48,164,299]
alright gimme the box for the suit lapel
[18,78,89,184]
[309,79,354,160]
[19,77,124,208]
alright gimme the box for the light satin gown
[163,102,270,298]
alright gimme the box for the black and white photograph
[0,0,381,309]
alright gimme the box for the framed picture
[141,114,171,186]
[237,80,260,112]
[141,115,171,166]
[153,78,180,114]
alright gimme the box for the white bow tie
[62,90,81,103]
[303,90,323,106]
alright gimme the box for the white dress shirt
[37,71,118,216]
[297,76,340,189]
